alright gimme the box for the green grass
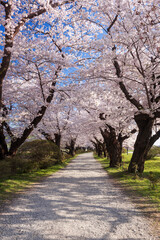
[95,153,160,208]
[0,156,74,205]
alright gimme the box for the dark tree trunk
[91,141,98,155]
[100,127,123,167]
[97,146,103,157]
[108,141,122,167]
[66,138,76,157]
[103,148,107,158]
[92,141,100,156]
[0,4,13,109]
[95,137,104,157]
[54,133,61,149]
[91,138,103,157]
[69,139,76,157]
[0,125,9,160]
[94,144,98,155]
[102,142,107,158]
[128,113,154,173]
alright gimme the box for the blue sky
[154,138,160,146]
[0,24,4,64]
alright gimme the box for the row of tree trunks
[98,112,158,174]
[113,59,160,173]
[91,138,106,158]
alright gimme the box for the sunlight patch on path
[0,153,158,240]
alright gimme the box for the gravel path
[0,152,159,240]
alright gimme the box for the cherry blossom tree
[76,0,160,173]
[1,35,65,157]
[35,93,73,149]
[109,1,160,173]
[0,0,75,108]
[0,0,78,159]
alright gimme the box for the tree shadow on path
[0,153,158,240]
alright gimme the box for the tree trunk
[0,125,8,160]
[97,145,103,157]
[100,127,122,167]
[107,140,122,167]
[103,149,107,158]
[66,138,76,157]
[0,4,13,110]
[54,133,61,149]
[102,142,107,158]
[128,113,154,173]
[91,139,103,157]
[69,139,76,157]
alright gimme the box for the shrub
[0,160,12,177]
[61,151,72,161]
[3,140,62,176]
[146,146,160,160]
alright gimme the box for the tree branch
[113,59,143,110]
[0,0,6,7]
[149,130,160,148]
[155,96,160,104]
[13,0,75,38]
[0,3,12,108]
[84,13,119,34]
[94,136,103,146]
[119,81,143,110]
[118,128,136,142]
[39,129,54,143]
[107,14,119,33]
[154,111,160,118]
[35,63,46,102]
[3,121,15,139]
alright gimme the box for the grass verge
[95,153,160,209]
[0,156,74,206]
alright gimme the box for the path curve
[0,153,159,240]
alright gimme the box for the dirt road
[0,153,159,239]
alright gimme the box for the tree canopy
[0,0,160,173]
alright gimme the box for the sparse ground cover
[95,153,160,208]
